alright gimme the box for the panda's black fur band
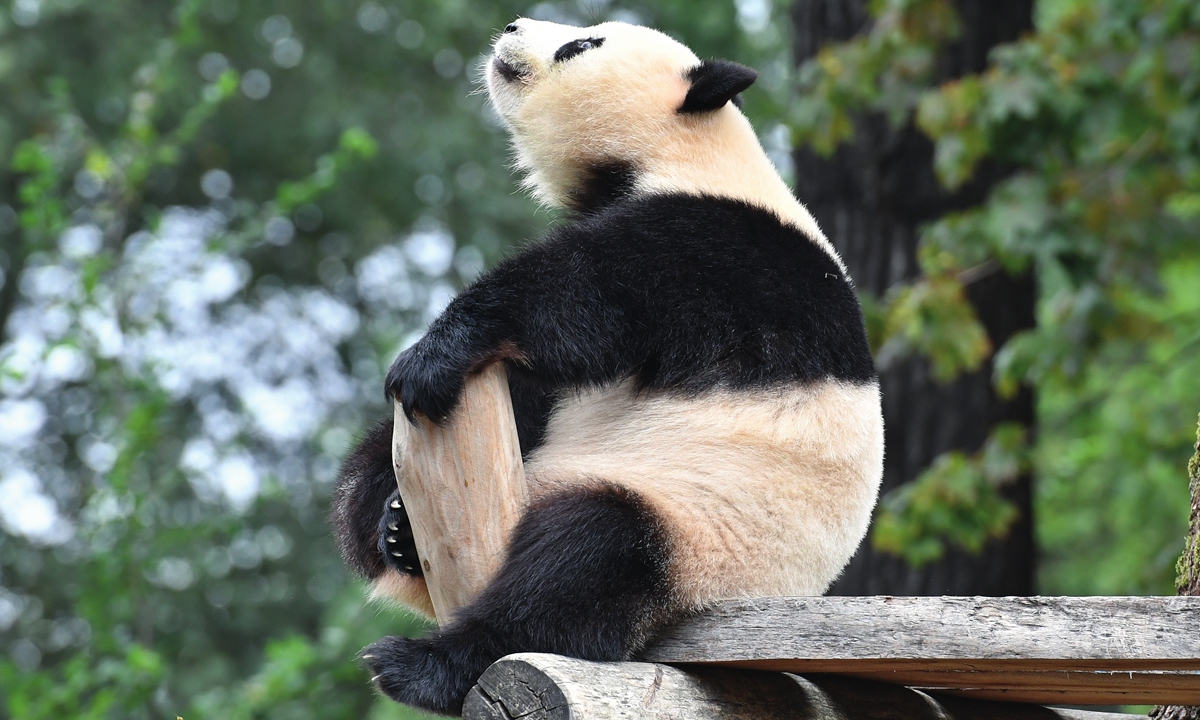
[567,159,637,216]
[385,191,875,426]
[363,483,671,716]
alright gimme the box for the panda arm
[386,235,626,423]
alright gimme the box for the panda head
[486,20,767,214]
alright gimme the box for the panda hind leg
[363,483,676,716]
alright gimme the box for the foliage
[790,0,1200,588]
[0,0,789,717]
[874,246,991,382]
[874,423,1026,565]
[2,644,164,720]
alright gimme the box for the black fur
[386,192,875,424]
[553,37,604,63]
[679,59,758,114]
[331,417,405,580]
[566,160,637,216]
[363,484,671,716]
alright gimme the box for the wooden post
[463,653,1144,720]
[391,363,527,623]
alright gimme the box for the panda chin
[492,56,528,82]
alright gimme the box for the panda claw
[379,490,422,577]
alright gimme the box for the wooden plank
[641,596,1200,705]
[829,670,1200,705]
[462,653,1145,720]
[645,596,1200,664]
[391,363,527,622]
[832,668,1200,690]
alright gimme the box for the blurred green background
[0,0,1198,717]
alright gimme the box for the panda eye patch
[554,37,604,63]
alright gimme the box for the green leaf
[873,433,1024,566]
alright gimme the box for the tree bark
[1151,414,1200,720]
[790,0,1037,596]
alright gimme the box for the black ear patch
[679,60,758,114]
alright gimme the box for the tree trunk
[790,0,1037,595]
[1151,414,1200,720]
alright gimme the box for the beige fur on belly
[524,379,884,608]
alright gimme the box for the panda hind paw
[363,634,478,716]
[378,490,422,577]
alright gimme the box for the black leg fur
[363,484,674,716]
[331,416,422,579]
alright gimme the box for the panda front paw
[385,341,468,425]
[378,490,422,577]
[363,633,483,716]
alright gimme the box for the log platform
[459,595,1200,718]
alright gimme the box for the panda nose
[503,23,519,33]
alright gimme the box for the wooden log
[391,363,527,622]
[462,653,1143,720]
[641,595,1200,705]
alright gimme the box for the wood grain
[644,596,1200,665]
[462,653,1145,720]
[391,363,527,622]
[639,595,1200,705]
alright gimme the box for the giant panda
[330,18,884,716]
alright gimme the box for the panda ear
[679,60,758,114]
